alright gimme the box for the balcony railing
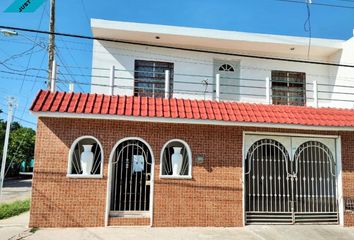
[54,66,354,109]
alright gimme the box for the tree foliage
[0,111,36,172]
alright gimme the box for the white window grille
[160,139,192,179]
[67,136,103,178]
[218,63,235,72]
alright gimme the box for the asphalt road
[1,178,32,204]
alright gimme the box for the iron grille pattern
[110,140,152,213]
[70,138,102,175]
[245,138,338,224]
[134,60,174,98]
[161,141,189,176]
[271,70,306,106]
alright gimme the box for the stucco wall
[91,41,336,107]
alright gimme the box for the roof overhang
[91,19,344,59]
[31,111,354,132]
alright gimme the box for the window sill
[109,211,150,218]
[66,174,103,179]
[159,175,192,180]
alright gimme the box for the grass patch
[0,199,30,220]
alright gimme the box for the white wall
[327,36,354,109]
[91,39,351,108]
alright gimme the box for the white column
[313,80,318,108]
[50,60,56,92]
[164,70,170,99]
[215,73,220,102]
[69,82,74,93]
[266,77,271,104]
[110,65,115,95]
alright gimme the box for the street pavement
[1,178,32,204]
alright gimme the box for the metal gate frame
[105,137,155,227]
[242,132,343,226]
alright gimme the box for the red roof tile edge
[30,90,354,128]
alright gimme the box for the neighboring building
[29,19,354,227]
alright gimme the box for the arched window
[218,63,235,72]
[160,139,192,179]
[67,136,103,178]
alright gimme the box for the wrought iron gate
[244,137,338,224]
[109,139,153,217]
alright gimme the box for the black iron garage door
[244,135,338,224]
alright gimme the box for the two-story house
[29,19,354,227]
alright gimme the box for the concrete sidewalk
[0,211,30,240]
[15,225,354,240]
[0,212,354,240]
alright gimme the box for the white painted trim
[244,131,340,139]
[66,174,103,179]
[159,139,192,179]
[159,175,192,180]
[91,19,344,49]
[32,111,354,132]
[105,137,155,227]
[242,131,246,226]
[67,135,104,178]
[336,136,344,226]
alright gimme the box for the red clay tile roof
[30,90,354,127]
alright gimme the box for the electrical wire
[1,25,354,68]
[276,0,354,9]
[19,0,48,93]
[4,36,354,82]
[304,1,312,59]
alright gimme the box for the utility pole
[0,97,16,199]
[47,0,55,89]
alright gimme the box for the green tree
[0,110,36,176]
[7,127,36,164]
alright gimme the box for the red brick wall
[339,132,354,227]
[29,117,354,227]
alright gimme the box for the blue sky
[0,0,353,128]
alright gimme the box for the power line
[304,1,312,59]
[5,35,354,79]
[19,0,48,93]
[0,25,354,68]
[0,110,36,126]
[276,0,354,9]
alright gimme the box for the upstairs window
[134,60,174,98]
[271,71,306,106]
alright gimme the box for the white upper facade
[90,18,354,108]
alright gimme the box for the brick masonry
[29,117,354,227]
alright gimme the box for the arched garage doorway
[244,135,338,224]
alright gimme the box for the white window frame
[159,139,192,179]
[67,135,104,179]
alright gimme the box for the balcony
[55,67,354,109]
